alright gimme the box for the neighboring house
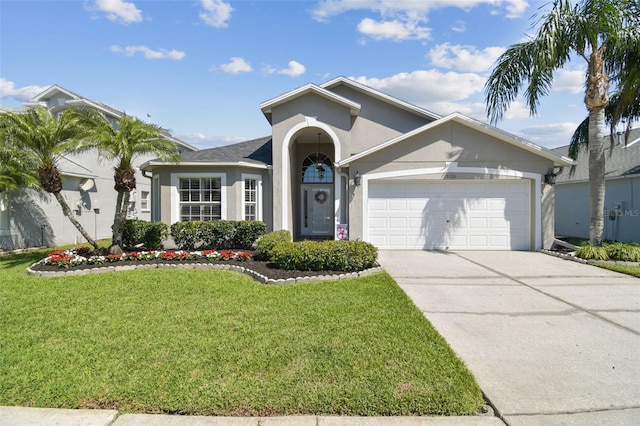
[143,77,572,250]
[0,86,196,250]
[553,129,640,243]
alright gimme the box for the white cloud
[311,0,529,41]
[263,61,307,77]
[351,70,486,106]
[428,43,505,73]
[0,78,48,101]
[519,122,579,146]
[219,57,253,74]
[278,61,306,77]
[552,68,585,94]
[199,0,233,28]
[451,20,466,32]
[90,0,142,24]
[110,45,185,60]
[357,18,430,41]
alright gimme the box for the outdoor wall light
[544,168,557,185]
[353,171,361,187]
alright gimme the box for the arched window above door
[301,153,333,183]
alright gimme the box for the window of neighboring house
[0,197,9,234]
[242,174,262,221]
[126,190,137,219]
[179,177,222,221]
[140,191,150,212]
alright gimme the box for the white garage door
[367,180,530,250]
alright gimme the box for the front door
[301,186,333,236]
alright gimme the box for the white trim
[281,116,342,231]
[141,160,267,171]
[170,172,227,224]
[361,164,542,250]
[140,190,150,213]
[241,173,263,221]
[337,113,573,167]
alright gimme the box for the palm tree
[74,109,181,254]
[484,0,638,246]
[0,140,39,193]
[0,107,100,249]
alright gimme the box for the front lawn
[593,262,640,278]
[0,248,483,416]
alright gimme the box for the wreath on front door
[314,190,328,204]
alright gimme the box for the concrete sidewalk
[379,250,640,426]
[0,406,504,425]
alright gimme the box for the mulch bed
[29,253,351,281]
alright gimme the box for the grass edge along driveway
[0,249,483,416]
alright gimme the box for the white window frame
[140,190,150,212]
[241,173,262,221]
[170,173,227,224]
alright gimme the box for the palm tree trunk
[587,109,606,246]
[53,191,99,250]
[109,191,126,254]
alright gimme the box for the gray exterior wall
[345,122,556,249]
[0,150,153,250]
[154,165,272,230]
[555,177,640,243]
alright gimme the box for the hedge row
[123,220,266,250]
[169,220,267,250]
[123,220,169,250]
[270,239,378,272]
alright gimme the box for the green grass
[593,262,640,278]
[0,248,483,416]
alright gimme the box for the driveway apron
[378,250,640,425]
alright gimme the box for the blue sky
[1,0,591,149]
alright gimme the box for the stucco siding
[328,84,434,154]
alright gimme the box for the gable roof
[260,83,361,124]
[321,76,441,121]
[336,112,573,167]
[552,128,640,183]
[25,85,197,152]
[27,85,124,118]
[141,136,272,171]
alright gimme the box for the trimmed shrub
[233,221,267,249]
[270,239,378,272]
[123,220,168,250]
[170,220,267,250]
[255,230,292,261]
[170,221,201,250]
[200,220,235,249]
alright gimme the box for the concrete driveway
[378,250,640,426]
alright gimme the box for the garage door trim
[361,164,542,249]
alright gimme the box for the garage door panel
[368,180,530,250]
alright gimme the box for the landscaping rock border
[26,260,384,284]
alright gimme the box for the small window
[244,179,257,220]
[140,191,150,212]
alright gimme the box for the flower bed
[42,247,253,268]
[30,246,382,282]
